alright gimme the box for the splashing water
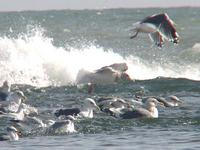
[0,27,199,87]
[0,27,127,87]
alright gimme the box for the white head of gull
[167,95,182,107]
[120,98,164,119]
[0,126,21,141]
[6,126,20,141]
[7,90,26,102]
[78,98,100,118]
[3,90,26,113]
[130,13,179,47]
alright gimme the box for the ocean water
[0,7,200,149]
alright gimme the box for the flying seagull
[130,13,179,47]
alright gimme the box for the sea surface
[0,7,200,150]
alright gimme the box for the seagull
[47,115,76,134]
[156,95,182,107]
[76,63,131,85]
[0,81,11,101]
[0,90,26,113]
[54,98,100,119]
[120,98,164,119]
[97,97,134,117]
[0,126,21,141]
[130,13,179,47]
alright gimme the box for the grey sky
[0,0,199,11]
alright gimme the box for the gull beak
[176,99,182,104]
[17,130,22,136]
[95,105,100,111]
[21,95,27,102]
[158,102,165,107]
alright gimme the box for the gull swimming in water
[47,115,76,134]
[130,13,179,47]
[0,90,26,113]
[97,97,134,117]
[0,81,11,101]
[120,98,164,119]
[55,98,100,119]
[156,95,182,107]
[0,126,21,141]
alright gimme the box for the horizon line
[0,5,199,13]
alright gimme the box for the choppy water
[0,7,200,149]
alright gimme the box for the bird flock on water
[0,79,183,141]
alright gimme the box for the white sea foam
[0,27,199,87]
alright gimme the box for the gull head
[7,126,22,140]
[84,98,100,110]
[15,90,27,102]
[146,98,164,108]
[168,95,182,106]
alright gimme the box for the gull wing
[142,13,179,44]
[157,14,179,43]
[120,108,152,119]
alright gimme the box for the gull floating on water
[0,126,21,141]
[156,95,182,107]
[55,98,100,119]
[120,98,164,119]
[130,13,179,47]
[0,90,26,113]
[47,115,76,134]
[97,97,134,117]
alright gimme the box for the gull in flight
[130,13,180,47]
